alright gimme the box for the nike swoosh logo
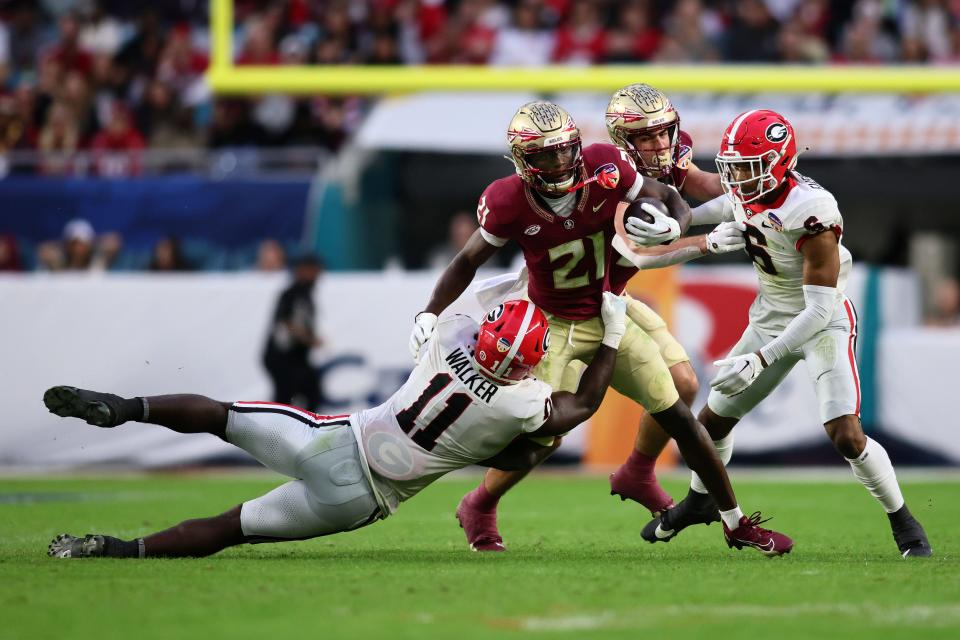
[592,200,606,212]
[655,524,674,539]
[761,221,773,229]
[739,538,776,553]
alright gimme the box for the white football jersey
[726,172,853,334]
[354,315,553,513]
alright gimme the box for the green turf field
[1,472,956,640]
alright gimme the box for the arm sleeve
[624,171,644,202]
[690,195,735,225]
[612,235,705,270]
[476,188,512,247]
[602,143,644,202]
[759,284,839,364]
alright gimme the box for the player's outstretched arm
[532,293,626,438]
[711,230,842,396]
[689,194,735,226]
[409,230,500,359]
[612,220,746,270]
[476,436,560,471]
[757,230,840,365]
[424,229,500,315]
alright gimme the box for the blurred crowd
[0,218,295,273]
[1,0,959,176]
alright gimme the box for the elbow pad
[759,284,838,364]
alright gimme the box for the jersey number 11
[396,374,472,451]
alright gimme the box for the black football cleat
[641,487,721,543]
[43,386,125,428]
[48,534,106,559]
[889,505,933,558]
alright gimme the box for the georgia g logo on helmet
[486,305,505,323]
[765,123,788,143]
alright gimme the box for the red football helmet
[715,109,798,204]
[473,300,550,384]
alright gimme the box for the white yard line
[515,604,960,631]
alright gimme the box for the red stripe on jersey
[233,401,348,422]
[795,225,842,252]
[843,299,861,416]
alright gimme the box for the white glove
[705,220,747,254]
[600,291,628,349]
[710,353,765,396]
[625,203,681,247]
[408,312,438,362]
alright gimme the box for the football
[613,197,669,245]
[625,197,668,223]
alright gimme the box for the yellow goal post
[208,0,960,95]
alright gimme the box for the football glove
[408,312,438,362]
[710,353,765,396]
[625,203,681,247]
[600,292,627,349]
[705,220,747,254]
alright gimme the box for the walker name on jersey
[445,348,499,403]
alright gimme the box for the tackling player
[638,109,932,558]
[47,296,632,558]
[410,100,791,555]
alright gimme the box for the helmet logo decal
[606,110,645,124]
[508,127,544,143]
[625,84,664,111]
[594,163,620,189]
[486,305,504,322]
[524,225,541,236]
[765,123,788,143]
[542,328,551,351]
[563,219,575,230]
[496,338,511,353]
[477,350,487,361]
[527,102,564,130]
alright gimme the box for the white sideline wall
[1,267,952,468]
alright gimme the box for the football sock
[102,536,145,558]
[888,504,917,527]
[470,483,501,511]
[116,397,146,424]
[720,506,744,530]
[622,449,658,479]
[845,437,905,513]
[690,433,735,495]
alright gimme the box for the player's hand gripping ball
[615,198,681,248]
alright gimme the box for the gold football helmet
[605,84,680,179]
[506,101,583,196]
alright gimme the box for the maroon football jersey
[477,143,644,320]
[661,129,694,192]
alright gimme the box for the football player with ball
[411,99,792,556]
